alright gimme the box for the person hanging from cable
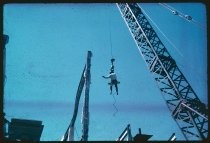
[102,58,120,95]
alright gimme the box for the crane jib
[116,3,208,141]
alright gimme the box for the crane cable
[108,14,118,116]
[109,17,114,59]
[112,93,118,116]
[159,3,206,31]
[139,3,206,91]
[157,3,207,77]
[138,4,184,58]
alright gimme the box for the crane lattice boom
[116,3,208,140]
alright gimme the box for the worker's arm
[102,75,110,79]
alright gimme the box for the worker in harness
[102,58,120,95]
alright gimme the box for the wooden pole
[81,51,92,141]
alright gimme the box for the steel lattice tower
[116,3,208,140]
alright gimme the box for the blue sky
[3,3,207,141]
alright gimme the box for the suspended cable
[159,3,206,31]
[138,4,184,58]
[107,5,118,116]
[160,3,189,20]
[108,17,113,59]
[159,3,173,12]
[112,93,118,116]
[157,2,207,81]
[162,3,190,20]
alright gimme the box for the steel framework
[116,124,132,141]
[116,3,208,140]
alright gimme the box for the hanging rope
[112,93,118,116]
[159,3,206,31]
[138,4,184,58]
[108,11,118,116]
[109,21,113,59]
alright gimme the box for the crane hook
[110,58,115,72]
[111,58,115,64]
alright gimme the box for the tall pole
[81,51,92,141]
[3,35,9,137]
[3,35,9,96]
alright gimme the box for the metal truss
[116,124,132,141]
[116,3,208,140]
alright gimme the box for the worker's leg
[110,85,112,94]
[115,84,118,95]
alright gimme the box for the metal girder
[116,124,132,141]
[116,3,208,140]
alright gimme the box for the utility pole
[3,35,9,139]
[81,51,92,141]
[3,35,9,98]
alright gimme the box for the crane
[116,3,208,140]
[61,3,207,141]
